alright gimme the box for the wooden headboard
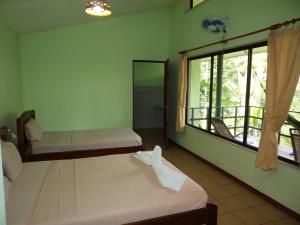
[16,110,35,146]
[0,127,9,141]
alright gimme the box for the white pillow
[3,176,11,203]
[1,142,22,181]
[25,118,42,141]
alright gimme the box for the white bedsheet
[32,128,142,154]
[6,154,207,225]
[6,161,51,225]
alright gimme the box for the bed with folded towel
[2,138,217,225]
[16,110,143,161]
[134,146,187,192]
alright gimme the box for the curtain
[176,55,188,132]
[256,27,300,171]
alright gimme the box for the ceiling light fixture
[85,0,112,17]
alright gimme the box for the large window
[186,42,300,165]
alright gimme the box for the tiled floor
[135,128,300,225]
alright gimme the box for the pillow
[3,176,11,203]
[25,118,42,141]
[1,142,22,181]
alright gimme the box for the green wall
[133,62,164,87]
[19,9,169,131]
[0,21,22,130]
[0,20,21,225]
[168,0,300,214]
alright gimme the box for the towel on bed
[134,146,186,192]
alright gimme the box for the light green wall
[0,20,20,225]
[133,62,164,87]
[0,21,22,131]
[19,9,169,131]
[168,0,300,214]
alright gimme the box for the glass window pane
[283,77,300,162]
[290,81,300,121]
[211,51,248,142]
[186,42,299,165]
[211,56,218,133]
[187,57,211,130]
[248,46,299,162]
[247,46,267,148]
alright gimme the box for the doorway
[133,60,169,149]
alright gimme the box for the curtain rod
[179,17,300,55]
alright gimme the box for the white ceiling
[0,0,178,34]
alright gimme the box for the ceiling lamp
[85,0,112,17]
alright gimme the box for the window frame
[189,0,192,9]
[185,41,299,166]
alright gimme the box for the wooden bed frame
[2,127,218,224]
[0,127,9,141]
[125,204,217,225]
[16,110,143,162]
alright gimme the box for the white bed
[6,153,208,225]
[31,128,142,154]
[17,110,143,161]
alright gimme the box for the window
[189,0,205,9]
[186,42,300,165]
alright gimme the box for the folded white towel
[134,145,186,192]
[134,150,153,166]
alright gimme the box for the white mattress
[6,154,207,225]
[32,128,142,154]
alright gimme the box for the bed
[0,127,9,141]
[16,110,143,162]
[1,129,217,225]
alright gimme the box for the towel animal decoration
[134,146,186,192]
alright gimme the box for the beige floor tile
[223,183,250,195]
[218,213,245,225]
[206,186,232,199]
[188,173,210,183]
[211,175,235,186]
[234,208,269,225]
[201,169,223,177]
[236,193,267,207]
[260,222,278,225]
[169,160,189,168]
[261,217,300,225]
[195,178,219,189]
[206,189,217,201]
[186,171,202,179]
[182,155,198,162]
[209,199,230,215]
[179,165,201,174]
[253,204,288,221]
[187,162,212,172]
[279,218,300,225]
[218,196,249,211]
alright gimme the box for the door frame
[132,59,169,143]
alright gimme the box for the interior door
[163,59,169,145]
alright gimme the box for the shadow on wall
[133,61,165,129]
[0,113,18,131]
[134,86,164,129]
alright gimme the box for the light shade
[85,0,112,17]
